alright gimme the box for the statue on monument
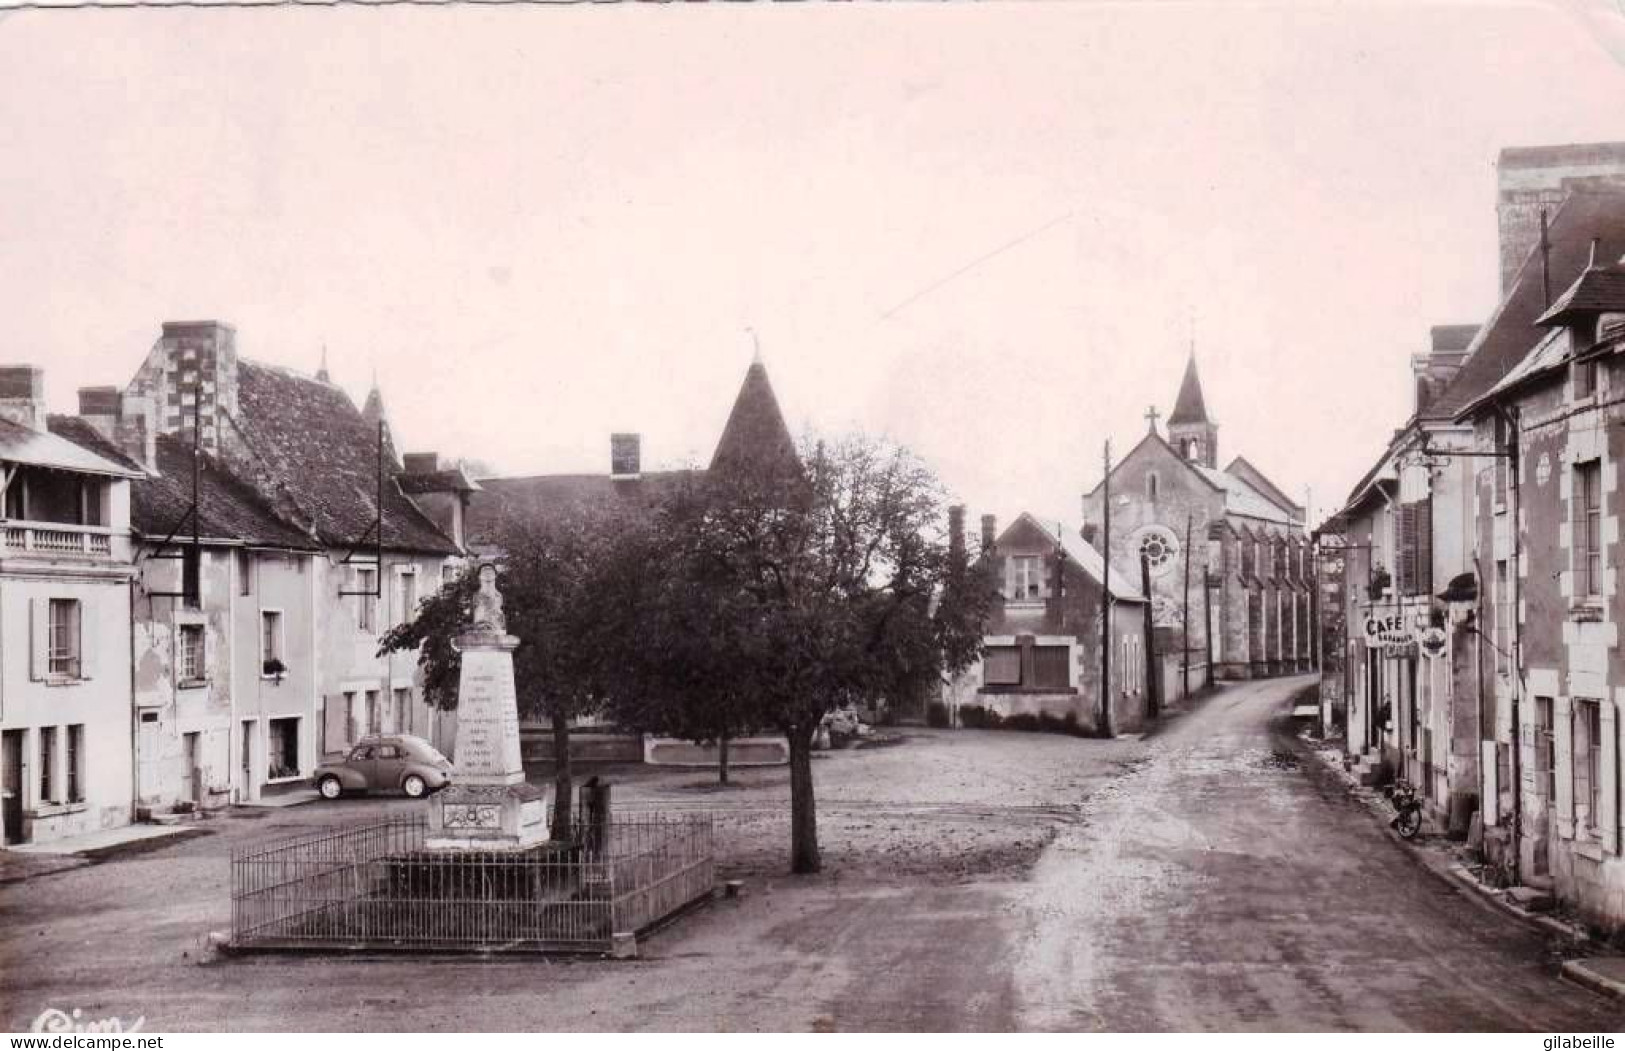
[470,562,506,634]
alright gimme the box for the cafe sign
[1362,611,1418,657]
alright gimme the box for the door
[2,730,24,846]
[137,711,162,802]
[240,720,256,801]
[347,744,378,790]
[182,732,200,804]
[372,743,407,791]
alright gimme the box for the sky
[3,0,1624,531]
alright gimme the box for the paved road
[1013,674,1622,1031]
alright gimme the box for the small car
[314,734,453,800]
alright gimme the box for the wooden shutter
[1397,504,1417,595]
[1555,695,1575,839]
[1573,469,1588,594]
[77,600,93,680]
[1417,497,1433,596]
[29,598,48,680]
[1602,702,1619,855]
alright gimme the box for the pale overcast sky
[4,1,1624,530]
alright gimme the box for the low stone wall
[642,735,789,767]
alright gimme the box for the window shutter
[77,601,94,680]
[1603,702,1619,855]
[1573,472,1587,592]
[1397,505,1415,595]
[1418,498,1433,596]
[29,598,47,680]
[1555,696,1575,839]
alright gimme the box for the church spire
[1166,351,1218,468]
[316,344,331,383]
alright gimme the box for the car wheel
[318,775,343,800]
[402,774,427,799]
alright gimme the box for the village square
[7,3,1625,1036]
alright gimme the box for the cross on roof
[1145,405,1161,432]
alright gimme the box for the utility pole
[1100,439,1114,739]
[1181,513,1193,702]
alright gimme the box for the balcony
[2,521,115,558]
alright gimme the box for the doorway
[2,730,24,845]
[182,732,200,805]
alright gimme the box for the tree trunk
[787,724,820,874]
[718,734,731,786]
[551,709,573,838]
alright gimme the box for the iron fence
[230,813,714,953]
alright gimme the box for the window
[375,744,402,761]
[260,611,283,675]
[355,567,378,631]
[984,646,1021,685]
[1575,461,1603,599]
[441,563,457,589]
[397,569,418,624]
[238,550,253,596]
[183,549,205,610]
[1494,561,1510,677]
[1009,556,1044,601]
[1575,356,1599,400]
[392,687,412,734]
[366,690,381,735]
[1576,699,1602,835]
[47,599,81,678]
[39,726,56,803]
[1536,697,1555,803]
[66,724,83,803]
[1147,472,1160,501]
[179,624,206,682]
[1033,646,1070,688]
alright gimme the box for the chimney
[611,433,641,478]
[0,366,46,431]
[948,505,966,561]
[151,321,239,454]
[980,514,997,553]
[403,452,440,475]
[79,386,157,470]
[1080,521,1099,546]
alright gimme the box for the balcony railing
[2,521,115,557]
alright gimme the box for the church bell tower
[1166,353,1217,469]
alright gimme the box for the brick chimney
[611,433,641,479]
[78,386,158,470]
[403,452,440,475]
[0,366,45,431]
[980,514,997,553]
[948,505,965,562]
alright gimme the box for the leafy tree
[623,434,993,873]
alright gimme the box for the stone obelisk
[427,563,550,850]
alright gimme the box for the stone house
[0,366,141,845]
[1457,210,1625,930]
[46,321,469,810]
[942,511,1150,735]
[1080,355,1309,689]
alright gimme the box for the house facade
[0,367,141,845]
[1461,250,1625,930]
[942,511,1150,736]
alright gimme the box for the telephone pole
[1100,439,1115,739]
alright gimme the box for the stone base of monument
[426,782,551,851]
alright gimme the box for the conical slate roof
[709,359,799,476]
[1167,354,1211,426]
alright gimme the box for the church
[1079,355,1312,685]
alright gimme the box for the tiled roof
[1222,455,1301,518]
[132,432,318,549]
[1167,354,1211,426]
[1430,325,1480,353]
[45,416,146,474]
[1442,189,1625,421]
[1535,264,1625,326]
[709,360,799,476]
[1016,513,1145,603]
[465,470,699,549]
[1194,466,1299,526]
[233,362,459,555]
[7,417,143,478]
[399,466,481,495]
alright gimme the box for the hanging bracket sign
[1362,611,1417,657]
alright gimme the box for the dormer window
[1009,555,1045,601]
